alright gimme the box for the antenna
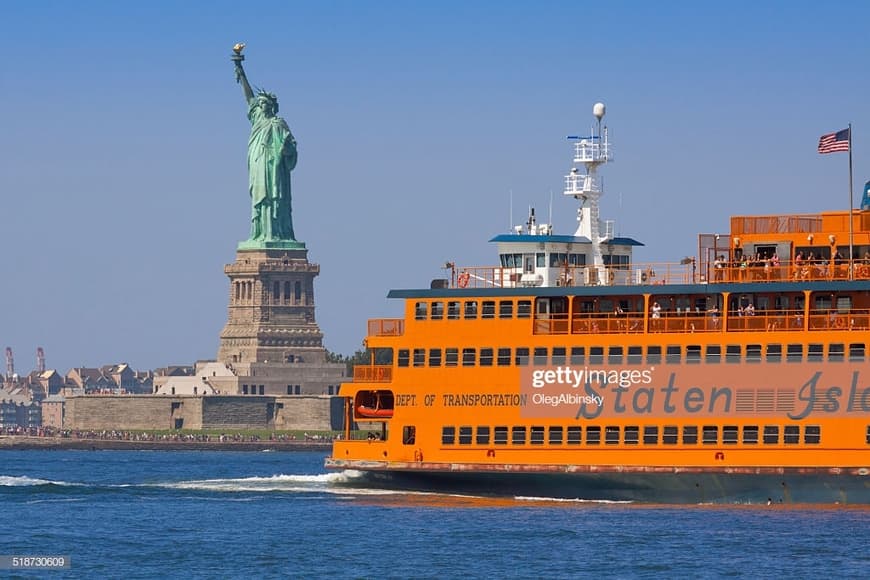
[509,190,513,231]
[549,190,553,227]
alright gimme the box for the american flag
[818,128,850,154]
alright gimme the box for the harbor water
[1,450,868,578]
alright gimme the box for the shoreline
[0,436,331,452]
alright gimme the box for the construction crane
[37,347,45,373]
[5,347,13,380]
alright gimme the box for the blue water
[1,450,868,578]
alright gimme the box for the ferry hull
[326,460,870,504]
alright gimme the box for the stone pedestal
[218,248,326,365]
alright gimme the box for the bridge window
[494,426,508,445]
[476,426,490,444]
[429,348,442,367]
[549,426,564,445]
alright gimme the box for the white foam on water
[515,495,634,504]
[0,475,77,487]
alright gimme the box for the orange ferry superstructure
[327,104,870,503]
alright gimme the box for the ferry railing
[807,309,870,331]
[353,365,393,383]
[726,309,804,332]
[569,312,645,334]
[367,318,404,337]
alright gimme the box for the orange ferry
[327,104,870,503]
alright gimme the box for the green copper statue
[232,44,302,248]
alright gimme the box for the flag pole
[848,123,854,280]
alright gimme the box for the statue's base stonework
[216,248,345,398]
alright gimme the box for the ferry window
[512,426,527,445]
[662,426,678,444]
[429,348,442,367]
[746,344,762,363]
[605,426,620,445]
[494,426,508,445]
[464,301,478,319]
[518,300,532,318]
[402,426,416,445]
[647,346,662,365]
[566,426,581,444]
[515,347,530,366]
[804,425,821,445]
[608,347,623,365]
[624,426,639,445]
[458,426,473,445]
[766,344,782,363]
[431,301,444,320]
[628,346,643,365]
[866,426,870,445]
[686,345,701,364]
[849,343,865,362]
[550,252,568,267]
[499,300,514,319]
[722,426,738,444]
[462,348,476,367]
[482,301,496,319]
[552,347,566,365]
[445,348,459,367]
[643,426,659,445]
[589,347,604,364]
[497,348,511,366]
[476,426,490,445]
[530,426,545,445]
[702,426,718,445]
[666,345,681,364]
[571,347,585,364]
[533,347,548,365]
[682,426,698,445]
[725,345,741,364]
[413,349,425,367]
[447,301,461,319]
[441,426,455,445]
[743,426,759,444]
[585,426,600,445]
[705,345,721,364]
[549,426,564,445]
[536,252,546,267]
[415,302,428,320]
[808,343,823,362]
[828,343,844,362]
[398,349,410,367]
[763,426,779,444]
[783,425,800,444]
[480,348,494,366]
[786,344,803,363]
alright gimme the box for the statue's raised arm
[231,43,254,105]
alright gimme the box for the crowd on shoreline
[0,426,338,443]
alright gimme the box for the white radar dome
[593,102,606,120]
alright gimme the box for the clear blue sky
[2,0,868,375]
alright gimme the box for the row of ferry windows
[397,343,868,367]
[415,300,532,321]
[441,424,826,446]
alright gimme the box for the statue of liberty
[231,44,301,248]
